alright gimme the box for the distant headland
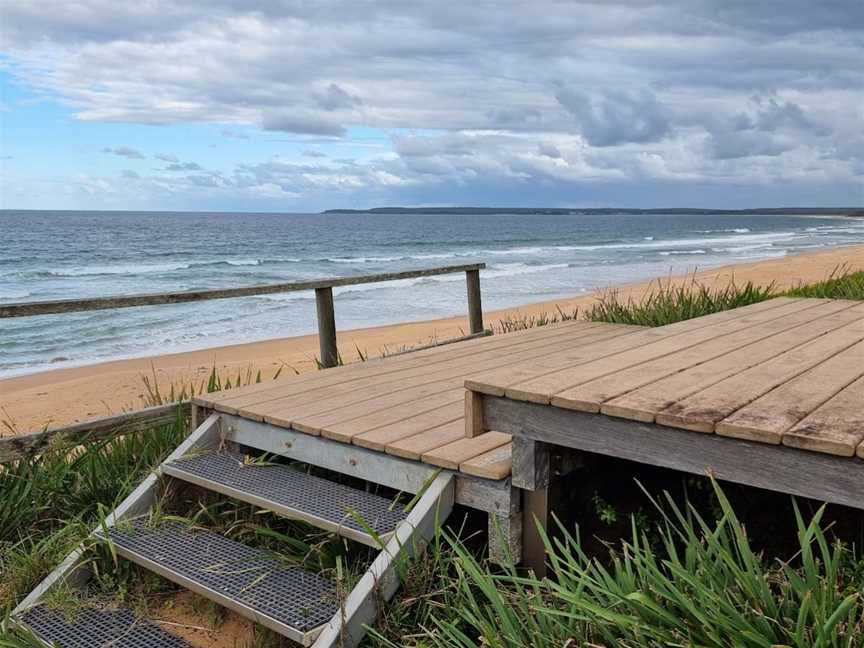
[323,207,864,217]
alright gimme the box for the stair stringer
[12,413,224,617]
[312,472,455,648]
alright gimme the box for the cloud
[313,83,362,111]
[155,153,179,162]
[101,146,145,159]
[302,150,328,158]
[165,161,203,171]
[260,111,346,136]
[120,169,140,178]
[555,88,673,146]
[1,0,861,208]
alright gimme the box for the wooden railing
[0,403,191,464]
[0,263,486,368]
[0,264,487,462]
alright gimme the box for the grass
[574,266,863,328]
[584,276,776,326]
[3,266,864,645]
[786,265,864,300]
[412,481,864,648]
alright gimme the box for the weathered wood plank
[517,299,813,407]
[252,325,628,434]
[353,402,463,451]
[422,431,511,469]
[466,298,800,399]
[782,375,864,456]
[203,320,617,413]
[481,394,864,510]
[602,302,864,423]
[460,443,512,480]
[716,340,864,444]
[384,420,467,460]
[551,299,843,412]
[196,319,604,409]
[659,313,864,433]
[319,389,464,441]
[225,415,514,514]
[1,263,486,318]
[0,402,190,464]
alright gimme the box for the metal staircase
[12,414,455,647]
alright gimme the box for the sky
[0,0,862,212]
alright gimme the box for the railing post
[315,286,339,368]
[465,268,484,334]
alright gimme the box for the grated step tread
[102,519,338,637]
[165,452,405,541]
[18,604,192,648]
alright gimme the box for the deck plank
[385,420,467,460]
[232,323,632,422]
[422,431,512,469]
[782,376,864,456]
[602,302,864,423]
[352,402,463,451]
[715,340,864,444]
[261,325,637,437]
[459,443,513,480]
[513,299,810,406]
[657,313,864,433]
[550,299,839,412]
[466,298,799,399]
[319,388,467,442]
[198,320,610,411]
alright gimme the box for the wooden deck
[467,297,864,460]
[194,319,642,480]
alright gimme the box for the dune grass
[785,266,864,300]
[583,266,863,328]
[405,481,864,648]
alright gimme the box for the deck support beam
[481,393,864,512]
[223,415,514,516]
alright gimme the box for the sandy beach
[2,244,862,435]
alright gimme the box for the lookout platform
[194,296,864,570]
[193,318,642,479]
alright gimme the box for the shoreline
[2,243,862,434]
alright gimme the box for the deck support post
[489,508,523,565]
[464,390,485,438]
[465,268,484,335]
[315,286,339,368]
[513,437,552,576]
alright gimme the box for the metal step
[17,604,192,648]
[99,519,338,646]
[163,451,406,546]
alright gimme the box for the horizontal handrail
[0,263,485,318]
[0,402,190,464]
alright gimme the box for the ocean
[2,210,863,378]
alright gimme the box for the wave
[28,258,304,278]
[659,249,708,256]
[699,228,751,234]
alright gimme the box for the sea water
[2,210,862,377]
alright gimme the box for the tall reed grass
[370,482,863,648]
